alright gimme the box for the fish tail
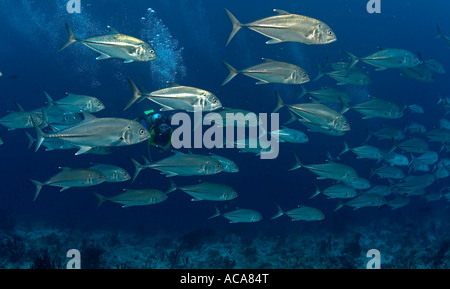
[165,179,178,194]
[273,91,285,113]
[221,61,239,86]
[124,78,144,111]
[208,206,222,219]
[224,9,242,46]
[313,64,325,81]
[343,50,360,71]
[30,111,47,152]
[270,204,284,220]
[364,129,372,143]
[339,141,350,156]
[129,157,146,182]
[298,85,309,99]
[334,200,344,212]
[436,25,443,39]
[288,152,302,171]
[283,110,298,126]
[59,23,78,52]
[23,131,36,150]
[309,184,321,199]
[93,192,107,209]
[29,179,44,201]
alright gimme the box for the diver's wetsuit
[136,110,173,150]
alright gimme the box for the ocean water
[0,0,449,269]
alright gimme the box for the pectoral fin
[96,54,112,60]
[75,145,93,155]
[266,38,283,44]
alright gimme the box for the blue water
[0,0,449,269]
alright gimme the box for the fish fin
[288,152,302,171]
[92,192,106,209]
[339,141,350,156]
[107,26,120,34]
[123,59,134,63]
[159,106,174,111]
[343,51,360,71]
[24,131,36,150]
[75,145,93,155]
[15,103,25,112]
[208,206,221,219]
[165,179,177,194]
[362,116,373,120]
[270,204,284,220]
[266,38,283,44]
[224,9,242,46]
[60,187,70,192]
[59,23,78,52]
[167,81,180,87]
[298,85,309,99]
[255,80,269,84]
[261,58,275,62]
[130,157,145,182]
[334,200,344,212]
[273,9,291,15]
[96,54,112,60]
[165,173,178,177]
[310,184,321,199]
[30,112,47,152]
[124,78,144,111]
[375,67,387,71]
[191,198,203,202]
[273,91,285,113]
[29,179,44,201]
[221,61,239,86]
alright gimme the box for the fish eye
[302,72,307,78]
[150,50,154,54]
[139,128,145,135]
[327,30,333,36]
[212,98,217,103]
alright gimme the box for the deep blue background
[0,0,449,237]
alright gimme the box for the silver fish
[422,57,445,74]
[29,167,106,201]
[299,86,351,106]
[60,23,156,63]
[400,64,434,83]
[368,126,405,141]
[209,207,262,223]
[225,9,336,45]
[221,58,309,85]
[365,185,392,197]
[271,204,324,221]
[370,165,405,179]
[340,141,382,160]
[124,78,222,111]
[130,151,223,180]
[0,104,44,130]
[406,122,427,134]
[32,113,149,155]
[347,97,403,119]
[345,49,421,71]
[89,164,130,182]
[436,26,450,48]
[343,177,371,190]
[270,127,309,143]
[382,151,409,166]
[209,153,239,173]
[310,184,357,199]
[411,151,439,165]
[301,121,345,136]
[387,197,410,210]
[335,193,386,211]
[274,92,350,132]
[395,174,435,192]
[396,137,429,154]
[315,65,371,86]
[44,91,105,113]
[33,104,83,127]
[168,180,238,201]
[424,128,450,144]
[94,189,167,208]
[290,153,358,182]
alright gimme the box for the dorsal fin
[15,103,25,112]
[262,58,276,63]
[167,81,180,87]
[107,26,120,34]
[273,9,291,15]
[81,112,97,122]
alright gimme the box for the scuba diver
[136,109,173,151]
